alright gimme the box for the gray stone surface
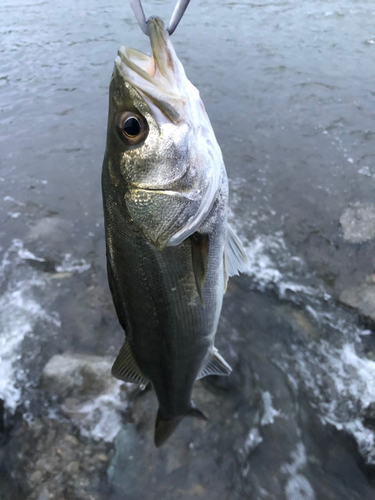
[340,204,375,244]
[2,287,375,500]
[10,418,109,500]
[339,283,375,323]
[363,402,375,431]
[39,353,117,398]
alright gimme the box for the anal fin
[112,340,149,386]
[197,347,232,380]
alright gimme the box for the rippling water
[1,1,375,498]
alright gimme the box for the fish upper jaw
[115,16,187,125]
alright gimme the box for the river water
[1,0,375,498]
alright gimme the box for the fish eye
[124,117,140,136]
[115,111,148,146]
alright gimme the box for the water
[1,0,375,498]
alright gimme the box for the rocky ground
[1,264,375,499]
[339,204,375,328]
[1,206,375,499]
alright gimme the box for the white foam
[261,391,281,425]
[42,352,132,443]
[282,443,316,500]
[17,247,45,262]
[289,334,375,464]
[285,475,316,500]
[238,231,319,299]
[0,285,45,410]
[8,211,21,219]
[55,253,91,274]
[278,282,317,298]
[228,217,375,462]
[68,381,127,442]
[322,343,375,462]
[243,427,263,454]
[0,240,61,412]
[358,166,374,177]
[3,196,25,206]
[242,233,284,287]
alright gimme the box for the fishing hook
[167,0,191,35]
[129,0,191,36]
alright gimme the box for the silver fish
[102,14,249,447]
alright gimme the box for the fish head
[104,17,225,249]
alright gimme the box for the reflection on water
[1,0,375,498]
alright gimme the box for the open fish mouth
[115,17,187,124]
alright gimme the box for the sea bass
[102,15,249,447]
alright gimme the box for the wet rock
[276,305,321,342]
[2,286,375,500]
[363,402,375,431]
[107,424,145,499]
[39,353,136,442]
[0,398,4,433]
[9,417,110,500]
[40,353,115,398]
[339,284,375,325]
[340,203,375,243]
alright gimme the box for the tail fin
[154,403,208,448]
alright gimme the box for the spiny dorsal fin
[112,340,149,385]
[197,347,232,380]
[190,232,209,304]
[224,224,250,286]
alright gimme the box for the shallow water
[1,0,375,498]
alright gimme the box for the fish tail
[154,403,208,448]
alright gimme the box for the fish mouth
[115,17,186,124]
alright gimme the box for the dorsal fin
[112,340,149,385]
[190,232,209,304]
[197,347,232,380]
[224,224,250,287]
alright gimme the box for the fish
[101,15,249,447]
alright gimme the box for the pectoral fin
[197,347,232,379]
[190,232,209,304]
[224,224,250,289]
[112,340,149,385]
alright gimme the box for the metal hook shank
[129,0,149,35]
[167,0,191,35]
[129,0,191,36]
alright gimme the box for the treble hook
[129,0,191,36]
